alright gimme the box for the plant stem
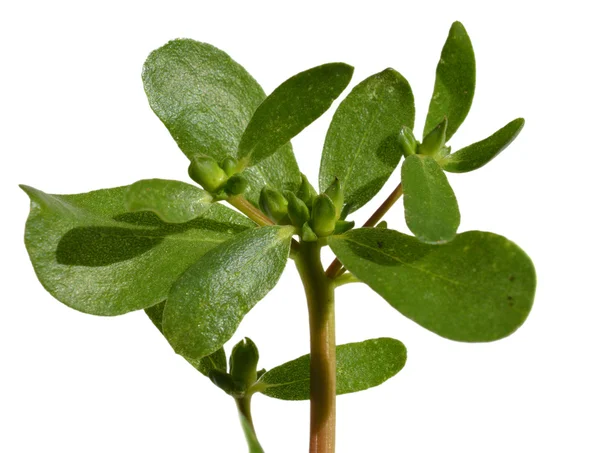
[228,195,274,227]
[325,182,404,279]
[235,396,255,429]
[294,241,336,453]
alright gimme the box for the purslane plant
[21,22,536,452]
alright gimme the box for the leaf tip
[450,21,467,34]
[19,184,41,200]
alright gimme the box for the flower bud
[376,220,388,229]
[297,173,317,207]
[259,187,289,223]
[310,194,337,237]
[188,156,228,192]
[224,174,248,195]
[284,190,310,228]
[399,126,418,157]
[324,177,343,218]
[229,338,259,389]
[418,117,447,157]
[221,157,238,177]
[301,222,318,242]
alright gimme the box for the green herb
[21,22,535,453]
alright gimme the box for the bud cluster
[188,155,248,198]
[399,117,451,161]
[259,175,354,241]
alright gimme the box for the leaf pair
[401,22,525,244]
[22,179,299,363]
[148,301,407,401]
[143,39,354,204]
[329,228,536,342]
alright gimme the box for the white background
[1,1,599,452]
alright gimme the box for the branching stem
[325,182,404,279]
[228,195,274,227]
[228,194,300,256]
[294,241,336,453]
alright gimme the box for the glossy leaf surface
[441,118,525,173]
[142,39,300,202]
[239,63,354,166]
[21,184,253,315]
[424,22,475,140]
[320,69,415,213]
[164,226,293,359]
[329,229,536,342]
[401,155,460,243]
[258,338,407,400]
[145,301,227,376]
[125,179,212,223]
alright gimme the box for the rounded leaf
[238,63,354,166]
[258,338,407,400]
[21,184,253,315]
[401,155,460,244]
[163,226,294,359]
[320,68,415,213]
[329,228,536,342]
[424,21,476,141]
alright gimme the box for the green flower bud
[399,126,418,157]
[333,219,355,235]
[259,186,289,223]
[310,194,337,237]
[224,174,248,195]
[188,156,228,192]
[229,337,259,389]
[301,222,318,242]
[297,173,318,207]
[221,157,238,177]
[418,117,448,157]
[208,369,236,396]
[376,220,388,229]
[324,177,343,218]
[284,190,310,228]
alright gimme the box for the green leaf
[401,154,460,243]
[239,63,354,166]
[142,39,300,202]
[21,184,253,315]
[239,414,264,453]
[163,226,294,359]
[125,179,212,223]
[329,229,536,342]
[320,69,415,213]
[145,301,227,376]
[441,118,525,173]
[424,21,476,141]
[258,338,407,400]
